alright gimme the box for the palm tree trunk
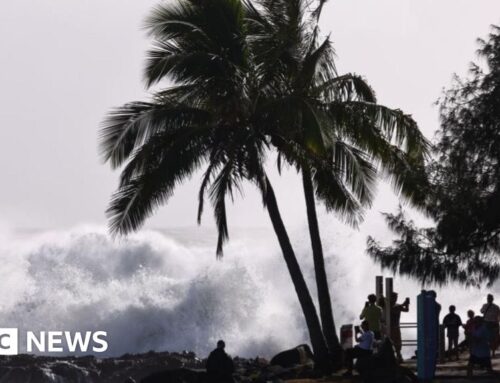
[301,168,343,367]
[262,176,332,373]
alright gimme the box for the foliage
[247,0,430,226]
[100,0,270,257]
[368,26,500,286]
[100,0,429,256]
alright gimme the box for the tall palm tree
[246,0,430,364]
[99,0,332,371]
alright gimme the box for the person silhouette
[464,310,476,348]
[480,294,500,357]
[360,294,383,340]
[467,316,493,377]
[342,320,374,377]
[443,305,462,360]
[389,292,410,363]
[206,340,234,383]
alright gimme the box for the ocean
[0,223,493,359]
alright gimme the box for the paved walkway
[404,352,500,380]
[284,354,500,382]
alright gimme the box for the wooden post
[376,276,383,300]
[385,277,393,338]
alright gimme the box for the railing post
[375,276,383,300]
[385,277,393,338]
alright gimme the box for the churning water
[0,220,494,359]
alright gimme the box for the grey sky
[0,0,499,231]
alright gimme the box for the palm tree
[246,0,430,364]
[99,0,332,371]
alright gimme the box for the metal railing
[400,322,417,347]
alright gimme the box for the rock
[270,345,314,368]
[0,349,316,383]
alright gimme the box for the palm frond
[299,36,336,89]
[100,102,157,168]
[107,135,206,235]
[302,99,329,154]
[377,146,430,209]
[145,1,201,39]
[209,159,238,257]
[311,0,329,21]
[312,163,363,226]
[144,41,227,87]
[144,0,247,88]
[100,102,210,169]
[197,153,221,224]
[324,100,430,207]
[117,123,209,187]
[344,101,430,156]
[314,74,376,102]
[332,141,377,206]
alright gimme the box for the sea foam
[0,223,493,358]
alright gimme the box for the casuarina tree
[368,26,500,287]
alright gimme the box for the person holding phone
[343,320,374,377]
[390,292,410,363]
[360,294,383,340]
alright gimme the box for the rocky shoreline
[0,350,318,383]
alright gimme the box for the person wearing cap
[206,340,234,383]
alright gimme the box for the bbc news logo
[0,329,18,355]
[0,328,108,355]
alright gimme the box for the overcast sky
[1,0,499,232]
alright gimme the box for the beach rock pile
[0,350,204,383]
[0,350,321,383]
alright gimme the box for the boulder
[270,345,314,368]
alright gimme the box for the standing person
[442,305,463,360]
[360,294,383,340]
[480,294,500,357]
[390,292,410,363]
[377,296,387,336]
[467,316,493,377]
[343,320,374,377]
[464,310,476,348]
[206,340,234,383]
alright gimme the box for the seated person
[343,320,374,377]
